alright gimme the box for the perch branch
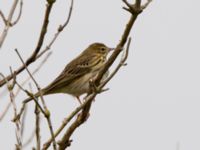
[56,38,131,150]
[56,0,151,149]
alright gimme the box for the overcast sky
[1,0,200,150]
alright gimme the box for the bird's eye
[100,47,106,51]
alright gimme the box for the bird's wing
[43,54,101,94]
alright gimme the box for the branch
[0,10,7,25]
[10,0,23,26]
[37,0,74,60]
[56,38,131,150]
[0,73,22,149]
[0,52,52,121]
[0,0,56,87]
[95,0,151,86]
[42,94,95,150]
[22,84,42,149]
[43,0,152,148]
[57,0,151,149]
[100,38,131,88]
[0,0,20,48]
[57,101,92,150]
[14,49,57,150]
[35,104,41,150]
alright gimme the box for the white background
[1,0,200,150]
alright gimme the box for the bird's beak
[108,48,115,52]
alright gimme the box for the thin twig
[0,102,11,121]
[37,0,74,60]
[0,73,22,149]
[95,0,150,86]
[13,80,46,121]
[20,101,27,140]
[141,0,152,9]
[0,0,20,48]
[42,93,96,150]
[0,52,52,122]
[35,104,41,150]
[0,0,55,86]
[100,38,131,88]
[10,0,23,26]
[16,52,52,96]
[15,49,57,150]
[58,101,92,150]
[15,49,47,111]
[0,10,7,25]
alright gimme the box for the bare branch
[56,38,131,150]
[0,73,22,149]
[35,104,41,150]
[0,1,56,87]
[38,0,74,60]
[141,0,152,9]
[20,103,27,141]
[100,38,131,88]
[95,0,150,86]
[16,52,52,96]
[42,94,95,149]
[0,10,7,25]
[0,102,11,121]
[0,52,52,122]
[43,0,152,148]
[10,0,23,26]
[58,101,92,150]
[15,49,57,150]
[0,0,20,48]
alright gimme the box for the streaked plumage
[23,43,113,103]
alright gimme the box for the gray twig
[14,49,57,150]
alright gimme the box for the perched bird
[23,43,114,104]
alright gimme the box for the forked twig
[0,0,55,87]
[15,49,57,150]
[0,73,22,149]
[0,52,52,122]
[10,0,23,26]
[0,10,7,25]
[0,0,23,48]
[37,0,74,60]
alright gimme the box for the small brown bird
[23,43,114,104]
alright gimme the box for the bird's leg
[76,96,82,104]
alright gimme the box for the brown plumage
[23,43,113,104]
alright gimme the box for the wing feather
[43,54,101,94]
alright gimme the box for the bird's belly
[61,72,97,96]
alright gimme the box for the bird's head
[84,43,114,56]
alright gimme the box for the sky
[1,0,200,150]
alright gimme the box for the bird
[23,43,114,104]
